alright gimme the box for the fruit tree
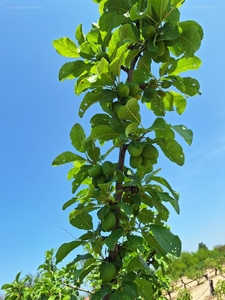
[52,0,203,299]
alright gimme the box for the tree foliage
[50,0,203,298]
[2,1,204,299]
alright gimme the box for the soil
[166,269,225,300]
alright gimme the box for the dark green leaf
[52,151,85,166]
[91,286,112,300]
[111,290,132,300]
[151,225,181,256]
[142,232,167,256]
[105,228,124,250]
[70,211,93,230]
[158,138,184,165]
[130,1,152,21]
[73,253,93,264]
[151,176,179,201]
[138,208,154,224]
[79,89,101,117]
[70,123,86,152]
[87,125,120,141]
[56,241,84,264]
[62,197,78,210]
[172,125,193,145]
[157,191,180,214]
[135,278,153,300]
[121,281,139,298]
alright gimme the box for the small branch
[61,282,94,295]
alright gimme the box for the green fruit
[97,174,107,185]
[102,212,116,232]
[159,47,170,63]
[130,155,142,168]
[143,87,157,101]
[142,24,157,40]
[127,143,143,157]
[88,165,102,178]
[117,83,130,98]
[127,82,140,96]
[112,101,122,115]
[155,41,166,56]
[133,93,142,100]
[142,144,159,159]
[102,161,115,176]
[96,51,109,62]
[165,38,179,47]
[115,169,125,183]
[100,263,117,283]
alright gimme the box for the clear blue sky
[0,0,225,293]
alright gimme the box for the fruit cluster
[88,161,125,189]
[142,22,179,64]
[128,141,159,169]
[112,82,141,115]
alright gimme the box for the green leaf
[56,241,84,264]
[58,61,92,81]
[85,140,101,163]
[137,208,154,224]
[121,281,139,299]
[69,204,96,230]
[105,228,124,250]
[70,123,86,152]
[169,56,202,75]
[158,138,184,166]
[171,76,200,96]
[79,89,101,117]
[75,24,86,45]
[142,232,167,256]
[130,1,152,21]
[146,96,165,116]
[158,22,180,41]
[125,122,139,138]
[109,42,129,76]
[163,91,187,115]
[110,290,131,300]
[176,21,203,57]
[172,125,193,145]
[157,191,180,214]
[71,165,90,193]
[73,253,93,264]
[52,151,86,166]
[52,38,79,58]
[151,176,179,201]
[118,98,141,123]
[127,255,150,273]
[135,278,153,300]
[151,0,170,21]
[151,225,181,256]
[87,125,120,141]
[91,286,112,300]
[137,50,152,73]
[62,197,78,210]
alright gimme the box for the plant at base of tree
[215,280,225,300]
[52,0,203,298]
[177,288,192,300]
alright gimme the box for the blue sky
[0,0,225,293]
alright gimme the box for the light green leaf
[163,91,187,115]
[151,225,181,256]
[172,124,193,145]
[105,228,124,250]
[52,151,86,166]
[109,42,129,76]
[125,122,139,138]
[56,241,84,264]
[75,23,86,45]
[120,23,139,43]
[70,123,86,152]
[87,125,120,141]
[52,38,79,58]
[135,278,153,300]
[169,56,202,75]
[118,98,141,123]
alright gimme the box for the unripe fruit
[127,143,143,157]
[88,165,102,178]
[127,82,140,96]
[102,212,116,232]
[102,161,115,176]
[155,41,166,56]
[142,144,159,159]
[97,174,107,185]
[143,87,157,101]
[159,47,170,63]
[117,83,130,98]
[130,155,142,168]
[100,263,117,283]
[112,101,122,115]
[142,24,157,41]
[165,38,179,47]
